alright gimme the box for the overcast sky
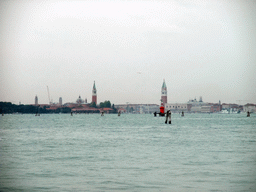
[1,0,255,105]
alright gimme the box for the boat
[220,109,229,114]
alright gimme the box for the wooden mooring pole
[165,110,171,124]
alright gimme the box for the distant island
[0,101,117,114]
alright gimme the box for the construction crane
[47,86,51,105]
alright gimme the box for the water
[0,113,256,191]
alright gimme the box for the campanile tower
[92,81,97,105]
[35,95,38,105]
[161,79,167,106]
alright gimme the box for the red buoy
[160,106,165,114]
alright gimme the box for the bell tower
[161,79,167,106]
[35,95,38,106]
[92,81,97,105]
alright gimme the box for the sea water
[0,113,255,191]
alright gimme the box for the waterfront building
[161,79,167,106]
[117,108,127,113]
[211,103,221,113]
[222,103,239,109]
[92,81,97,105]
[166,99,221,113]
[222,103,241,113]
[141,104,160,114]
[201,105,211,113]
[201,103,221,113]
[35,95,38,105]
[187,97,206,112]
[243,103,256,113]
[165,103,192,113]
[115,104,159,114]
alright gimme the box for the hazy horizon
[1,0,256,105]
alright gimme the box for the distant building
[142,104,160,114]
[161,79,167,106]
[115,104,159,114]
[187,97,206,112]
[92,81,97,105]
[201,105,211,113]
[199,96,203,102]
[71,107,99,113]
[117,108,126,113]
[244,103,256,113]
[59,97,62,106]
[222,103,239,109]
[211,103,221,112]
[35,95,38,105]
[76,95,84,104]
[165,103,192,113]
[222,103,241,113]
[201,103,221,113]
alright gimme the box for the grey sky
[1,0,255,105]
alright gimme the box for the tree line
[0,102,71,114]
[0,101,117,114]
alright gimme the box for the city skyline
[30,80,249,106]
[1,1,256,105]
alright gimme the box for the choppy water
[0,113,256,191]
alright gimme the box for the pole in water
[118,111,121,116]
[154,112,157,117]
[169,111,171,124]
[165,110,171,124]
[247,111,250,117]
[71,112,73,116]
[181,111,184,117]
[101,111,104,116]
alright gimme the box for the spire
[161,79,167,105]
[92,81,97,104]
[93,81,96,90]
[35,95,38,105]
[162,79,167,89]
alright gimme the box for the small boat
[220,109,229,114]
